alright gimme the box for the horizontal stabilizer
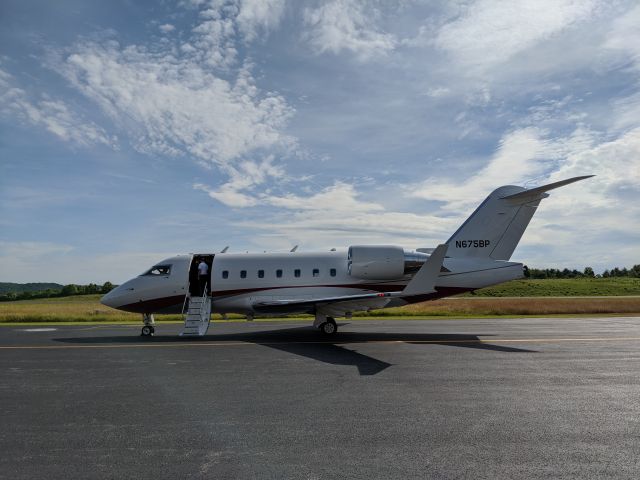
[500,175,594,202]
[402,244,447,296]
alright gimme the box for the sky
[1,0,639,284]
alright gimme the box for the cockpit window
[142,264,172,276]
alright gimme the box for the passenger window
[258,270,264,278]
[330,268,336,277]
[276,269,283,278]
[294,269,301,278]
[222,270,229,279]
[143,265,171,276]
[240,270,247,279]
[313,268,320,277]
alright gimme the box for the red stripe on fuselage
[116,285,473,314]
[210,283,406,298]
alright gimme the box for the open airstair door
[181,294,212,337]
[188,254,213,296]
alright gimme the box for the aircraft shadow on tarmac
[55,324,536,376]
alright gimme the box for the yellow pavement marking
[2,336,640,350]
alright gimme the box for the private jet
[101,176,592,337]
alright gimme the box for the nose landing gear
[141,313,155,337]
[141,325,155,337]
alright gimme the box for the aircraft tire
[141,325,154,337]
[320,318,338,335]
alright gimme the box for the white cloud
[0,68,116,148]
[195,182,258,208]
[54,5,295,168]
[409,123,640,269]
[412,123,639,215]
[603,3,640,68]
[237,0,286,42]
[412,127,556,210]
[193,155,285,207]
[159,23,176,33]
[520,134,640,269]
[435,0,597,69]
[226,180,457,249]
[266,181,383,212]
[303,0,397,61]
[191,2,239,69]
[423,86,451,98]
[603,5,640,131]
[246,208,456,251]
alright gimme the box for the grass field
[1,278,639,323]
[0,295,154,323]
[468,277,640,297]
[367,297,640,317]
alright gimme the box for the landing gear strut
[141,313,155,337]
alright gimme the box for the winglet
[402,244,447,296]
[500,175,594,202]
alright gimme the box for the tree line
[0,282,115,302]
[524,265,640,279]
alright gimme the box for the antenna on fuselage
[220,246,229,253]
[290,245,298,252]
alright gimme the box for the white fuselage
[99,176,591,338]
[100,250,524,316]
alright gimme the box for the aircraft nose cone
[100,287,121,308]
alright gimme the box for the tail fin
[446,176,593,260]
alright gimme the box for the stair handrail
[181,282,190,317]
[200,283,211,321]
[200,282,209,323]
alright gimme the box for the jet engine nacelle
[347,245,406,280]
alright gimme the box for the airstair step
[180,295,212,337]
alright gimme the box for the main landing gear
[320,318,337,335]
[141,313,155,337]
[314,313,338,336]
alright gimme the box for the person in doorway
[197,258,209,295]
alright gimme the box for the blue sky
[1,0,639,284]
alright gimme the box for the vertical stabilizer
[445,176,592,261]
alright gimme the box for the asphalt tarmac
[1,317,640,479]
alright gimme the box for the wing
[252,291,395,314]
[252,244,448,315]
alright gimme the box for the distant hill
[0,282,64,295]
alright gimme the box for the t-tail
[446,176,593,260]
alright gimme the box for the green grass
[464,277,640,297]
[1,278,639,323]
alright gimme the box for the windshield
[141,264,172,276]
